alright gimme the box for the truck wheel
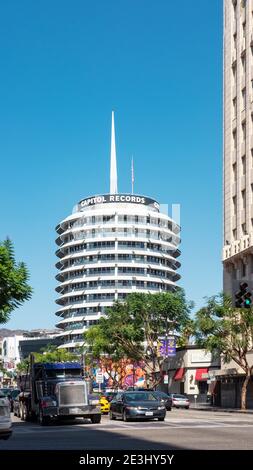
[23,404,29,422]
[90,414,101,424]
[38,409,50,426]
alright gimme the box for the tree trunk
[241,374,251,410]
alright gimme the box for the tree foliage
[0,238,32,323]
[32,346,78,363]
[84,290,192,388]
[195,292,253,409]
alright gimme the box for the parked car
[8,389,20,412]
[0,392,12,440]
[169,393,190,409]
[0,388,13,398]
[152,391,172,411]
[109,391,166,422]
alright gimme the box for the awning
[173,368,185,381]
[195,368,209,381]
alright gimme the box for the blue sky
[0,0,223,329]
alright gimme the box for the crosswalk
[10,414,253,434]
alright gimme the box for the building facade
[223,0,253,294]
[162,346,220,403]
[55,194,181,350]
[55,112,181,350]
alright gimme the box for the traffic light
[234,282,252,308]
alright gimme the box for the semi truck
[17,355,101,425]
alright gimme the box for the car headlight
[126,406,138,410]
[158,406,166,410]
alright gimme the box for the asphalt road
[1,408,253,450]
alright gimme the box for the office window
[233,229,237,240]
[241,55,246,73]
[242,22,246,38]
[233,162,237,181]
[242,189,246,208]
[233,98,237,119]
[242,155,246,174]
[242,121,246,140]
[242,261,246,277]
[242,223,247,235]
[233,195,237,214]
[242,88,246,109]
[233,129,237,148]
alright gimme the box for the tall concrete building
[55,113,181,351]
[223,0,253,293]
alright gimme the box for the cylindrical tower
[55,194,181,350]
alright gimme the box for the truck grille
[59,384,86,406]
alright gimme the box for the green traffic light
[245,299,251,305]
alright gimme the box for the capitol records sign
[78,194,160,211]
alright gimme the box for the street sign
[164,374,169,384]
[95,371,103,384]
[159,337,176,357]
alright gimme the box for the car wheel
[158,417,165,421]
[167,407,172,411]
[90,414,101,424]
[2,434,11,440]
[109,411,116,420]
[20,404,24,421]
[185,406,189,410]
[123,410,130,422]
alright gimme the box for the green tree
[33,346,78,363]
[195,293,253,410]
[85,290,192,388]
[0,238,32,323]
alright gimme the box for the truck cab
[18,359,101,425]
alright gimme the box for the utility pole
[165,317,169,394]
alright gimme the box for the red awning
[195,368,209,381]
[173,368,185,381]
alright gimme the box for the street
[1,409,253,450]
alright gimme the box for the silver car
[0,393,12,440]
[170,393,190,409]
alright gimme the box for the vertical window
[233,195,237,215]
[242,189,246,209]
[241,54,246,73]
[242,121,246,140]
[233,162,237,181]
[233,33,237,50]
[233,228,237,241]
[242,223,247,235]
[242,155,246,174]
[233,129,237,148]
[242,261,246,277]
[242,88,246,109]
[233,97,237,119]
[242,22,246,38]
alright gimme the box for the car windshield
[124,392,157,402]
[11,390,20,399]
[173,394,187,399]
[0,389,12,396]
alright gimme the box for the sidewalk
[193,403,253,414]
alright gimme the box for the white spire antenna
[131,155,134,195]
[110,111,118,194]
